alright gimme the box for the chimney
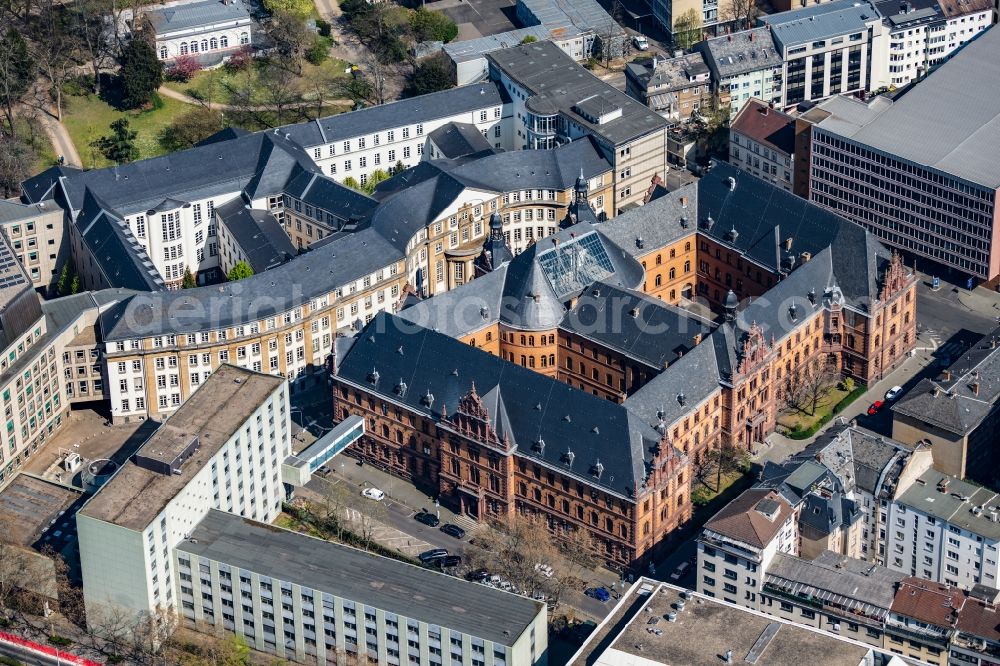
[680,195,688,208]
[728,34,733,41]
[750,31,755,41]
[784,237,793,251]
[943,369,952,381]
[758,105,769,115]
[693,333,703,346]
[972,382,980,396]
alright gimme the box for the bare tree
[31,0,81,122]
[783,357,838,416]
[722,0,759,32]
[258,61,300,126]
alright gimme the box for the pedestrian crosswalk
[934,341,966,363]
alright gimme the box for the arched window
[540,356,547,368]
[683,260,691,272]
[220,35,229,48]
[685,242,691,252]
[528,335,535,346]
[655,255,662,266]
[239,32,249,45]
[190,41,199,53]
[210,37,218,50]
[520,335,526,345]
[201,39,208,51]
[180,42,189,55]
[669,267,676,279]
[655,275,662,287]
[159,46,168,59]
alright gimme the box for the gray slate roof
[215,199,296,273]
[427,122,494,159]
[698,28,782,79]
[793,423,911,496]
[145,0,251,35]
[0,200,57,224]
[75,190,165,292]
[765,550,906,620]
[894,467,1000,541]
[486,41,669,146]
[892,327,1000,435]
[100,225,402,340]
[811,27,1000,189]
[22,131,317,217]
[278,83,511,149]
[764,0,881,51]
[283,170,379,227]
[337,312,674,499]
[561,281,713,370]
[599,181,698,257]
[180,510,543,646]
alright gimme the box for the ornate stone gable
[737,321,770,376]
[879,251,908,302]
[451,382,502,447]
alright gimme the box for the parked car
[867,400,884,416]
[433,555,462,569]
[361,487,385,501]
[585,586,611,602]
[632,35,649,50]
[414,511,440,527]
[418,548,448,564]
[466,569,490,582]
[885,385,904,401]
[440,523,466,539]
[317,465,331,476]
[535,563,554,578]
[669,561,690,580]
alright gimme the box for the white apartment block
[143,0,254,63]
[697,29,785,116]
[883,0,992,88]
[281,85,514,185]
[882,468,1000,589]
[76,365,290,621]
[697,489,798,606]
[175,510,548,665]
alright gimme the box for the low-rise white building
[143,0,254,64]
[76,365,290,623]
[883,468,1000,589]
[698,28,784,116]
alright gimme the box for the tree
[119,37,163,109]
[259,61,300,125]
[266,11,310,74]
[160,107,223,152]
[0,134,36,199]
[71,0,117,96]
[362,168,390,194]
[227,261,254,281]
[263,0,313,20]
[782,356,838,416]
[705,441,749,491]
[305,36,333,65]
[390,160,405,175]
[166,54,202,82]
[520,35,538,44]
[409,7,458,43]
[723,0,759,32]
[92,117,139,163]
[407,53,453,97]
[672,9,702,51]
[225,45,253,73]
[70,274,80,294]
[181,267,197,289]
[0,29,35,136]
[30,0,80,122]
[56,264,72,297]
[342,176,361,190]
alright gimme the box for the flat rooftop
[0,474,83,548]
[591,582,870,666]
[487,41,669,146]
[179,510,543,646]
[78,365,283,530]
[812,26,1000,189]
[895,468,1000,541]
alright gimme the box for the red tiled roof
[956,598,1000,642]
[731,99,796,156]
[891,578,965,628]
[704,488,793,549]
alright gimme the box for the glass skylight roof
[536,232,615,298]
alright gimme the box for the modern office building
[891,326,1000,484]
[176,509,548,665]
[76,365,290,622]
[807,28,1000,282]
[728,99,797,191]
[698,28,784,115]
[486,41,670,213]
[765,0,890,108]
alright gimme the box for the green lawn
[777,383,850,432]
[62,92,190,169]
[162,57,353,108]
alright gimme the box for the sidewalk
[759,334,938,463]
